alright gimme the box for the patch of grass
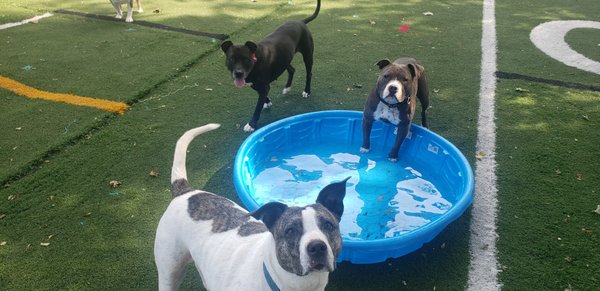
[495,0,600,289]
[566,28,600,63]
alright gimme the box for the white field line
[0,12,53,30]
[530,20,600,75]
[467,0,501,290]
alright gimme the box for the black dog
[220,0,321,132]
[360,58,430,161]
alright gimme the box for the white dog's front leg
[136,0,143,12]
[112,3,123,19]
[125,7,134,22]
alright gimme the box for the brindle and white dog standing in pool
[361,58,430,161]
[154,124,348,291]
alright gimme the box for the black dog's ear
[316,177,350,221]
[250,202,288,230]
[244,41,258,53]
[376,59,392,70]
[220,40,233,53]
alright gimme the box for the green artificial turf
[1,0,598,290]
[495,0,600,290]
[566,28,600,63]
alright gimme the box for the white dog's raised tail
[171,124,221,184]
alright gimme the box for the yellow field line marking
[0,76,128,115]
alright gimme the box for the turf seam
[0,2,291,188]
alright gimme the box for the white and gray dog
[109,0,142,23]
[154,124,348,290]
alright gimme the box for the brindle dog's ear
[407,63,425,79]
[220,40,233,53]
[316,177,350,221]
[376,59,392,70]
[244,41,258,53]
[250,202,288,230]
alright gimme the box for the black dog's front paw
[243,123,256,132]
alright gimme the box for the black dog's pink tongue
[234,79,246,88]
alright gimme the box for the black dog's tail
[302,0,321,24]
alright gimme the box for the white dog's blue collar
[262,262,280,291]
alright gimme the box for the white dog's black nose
[307,240,327,257]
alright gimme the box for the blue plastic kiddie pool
[234,110,474,264]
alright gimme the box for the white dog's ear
[244,41,258,53]
[220,40,233,53]
[376,59,391,70]
[316,177,349,221]
[250,202,288,230]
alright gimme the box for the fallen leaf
[369,20,376,25]
[555,169,562,175]
[0,214,5,219]
[353,83,363,89]
[40,242,50,247]
[515,87,529,92]
[581,227,592,234]
[15,127,22,130]
[475,151,485,161]
[7,195,17,201]
[109,180,122,188]
[423,11,434,16]
[576,173,583,181]
[153,9,160,13]
[581,115,590,121]
[0,241,6,246]
[205,88,213,91]
[150,169,159,177]
[433,88,440,93]
[594,205,600,215]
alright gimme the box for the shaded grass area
[0,0,286,184]
[0,0,483,290]
[495,0,600,289]
[496,80,600,290]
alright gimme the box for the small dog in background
[109,0,143,23]
[361,58,430,161]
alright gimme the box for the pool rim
[233,110,474,259]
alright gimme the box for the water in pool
[250,144,453,241]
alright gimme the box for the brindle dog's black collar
[378,93,410,108]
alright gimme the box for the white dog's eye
[285,227,297,237]
[322,221,335,232]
